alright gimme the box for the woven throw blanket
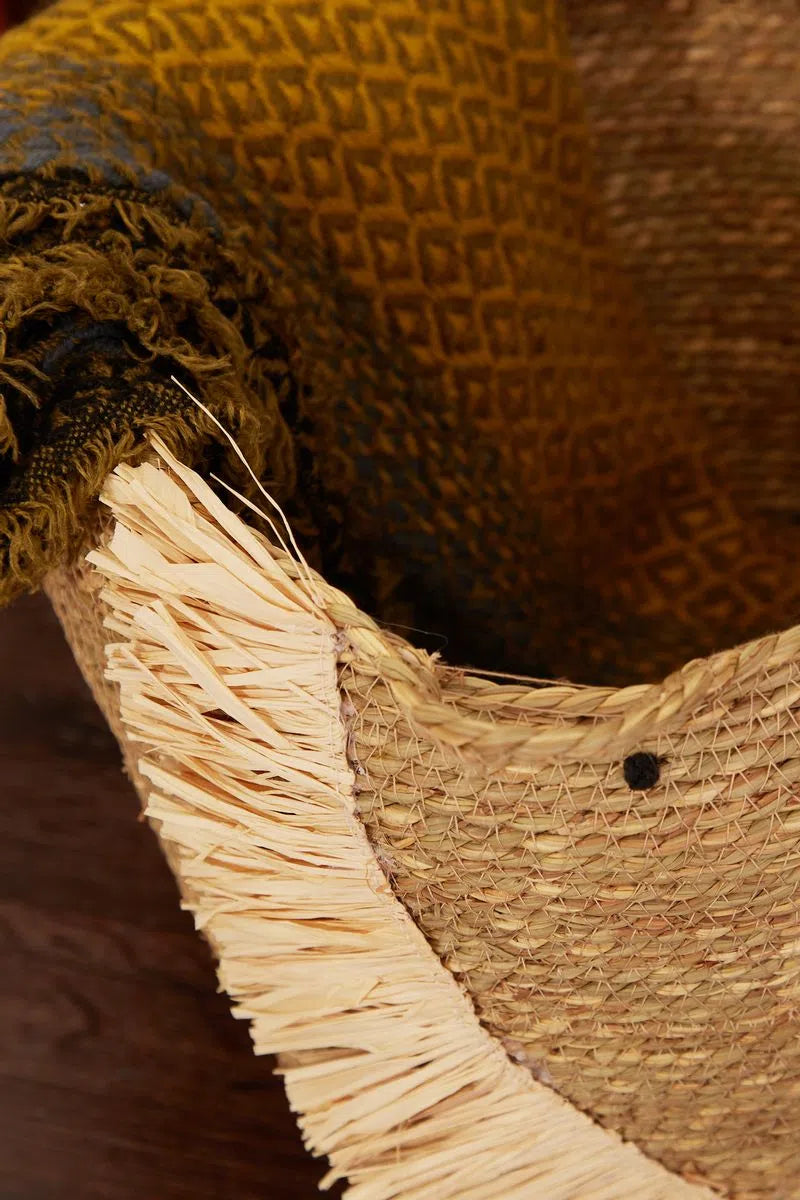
[2,0,800,687]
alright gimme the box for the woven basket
[43,434,800,1200]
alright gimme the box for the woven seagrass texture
[45,542,154,800]
[2,0,800,687]
[44,534,198,905]
[346,626,800,1199]
[50,463,800,1199]
[47,444,719,1200]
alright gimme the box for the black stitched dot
[623,752,661,790]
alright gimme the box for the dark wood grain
[0,593,333,1200]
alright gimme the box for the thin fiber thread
[58,438,715,1200]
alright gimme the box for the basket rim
[323,573,800,769]
[126,431,800,773]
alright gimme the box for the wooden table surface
[1,593,334,1200]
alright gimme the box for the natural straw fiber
[45,427,800,1200]
[344,664,800,1191]
[52,438,717,1200]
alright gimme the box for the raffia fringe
[86,438,713,1200]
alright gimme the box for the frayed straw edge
[86,439,715,1200]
